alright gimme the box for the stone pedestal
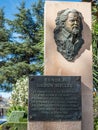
[28,2,93,130]
[28,122,81,130]
[44,1,93,130]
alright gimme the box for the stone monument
[28,1,93,130]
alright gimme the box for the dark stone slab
[29,76,82,121]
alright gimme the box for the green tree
[0,0,44,90]
[92,0,98,90]
[31,0,44,71]
[92,1,98,129]
[32,0,44,27]
[0,8,12,90]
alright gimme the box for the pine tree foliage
[0,8,10,42]
[0,0,44,90]
[0,8,12,90]
[32,0,44,27]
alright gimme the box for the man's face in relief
[64,12,81,35]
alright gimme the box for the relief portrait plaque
[29,76,82,121]
[54,9,84,61]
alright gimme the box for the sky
[0,0,81,20]
[0,0,38,20]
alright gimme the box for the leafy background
[0,0,44,129]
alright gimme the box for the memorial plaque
[29,76,81,121]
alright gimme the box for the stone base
[28,121,81,130]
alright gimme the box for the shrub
[8,111,25,123]
[10,77,28,107]
[0,122,27,130]
[7,77,28,119]
[7,105,27,117]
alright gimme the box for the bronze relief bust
[54,9,84,61]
